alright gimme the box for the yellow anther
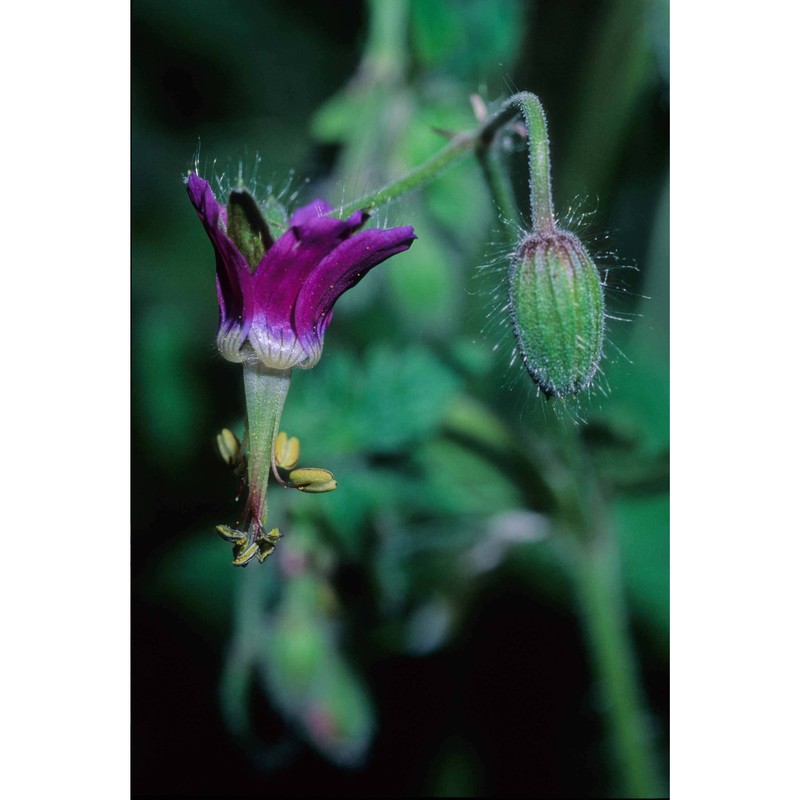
[232,541,260,567]
[288,467,338,493]
[216,428,241,466]
[260,527,282,545]
[274,432,300,470]
[254,528,281,563]
[255,545,274,563]
[216,524,247,543]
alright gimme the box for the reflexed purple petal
[186,174,254,338]
[293,225,416,352]
[250,203,371,344]
[186,173,222,222]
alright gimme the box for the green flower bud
[509,230,605,398]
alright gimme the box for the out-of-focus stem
[478,92,556,234]
[338,133,475,217]
[570,525,662,797]
[552,422,663,797]
[362,0,409,79]
[476,143,520,241]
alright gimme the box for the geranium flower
[185,172,416,566]
[186,173,416,370]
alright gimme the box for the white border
[671,3,798,798]
[0,2,130,796]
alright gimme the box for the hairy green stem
[339,91,557,227]
[478,92,556,234]
[338,133,475,217]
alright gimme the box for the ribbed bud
[510,230,605,398]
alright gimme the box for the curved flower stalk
[475,93,606,398]
[186,173,416,565]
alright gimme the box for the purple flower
[186,172,416,566]
[186,173,416,370]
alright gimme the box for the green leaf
[282,344,461,456]
[389,227,462,327]
[258,575,375,766]
[410,0,526,81]
[135,306,208,466]
[415,438,522,517]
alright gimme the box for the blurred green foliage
[133,0,668,796]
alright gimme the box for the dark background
[132,0,669,795]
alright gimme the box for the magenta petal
[188,179,416,370]
[186,174,254,340]
[287,201,369,243]
[293,225,416,351]
[251,204,371,340]
[288,200,368,231]
[289,199,334,226]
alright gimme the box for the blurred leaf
[135,219,216,301]
[135,306,209,466]
[310,464,414,557]
[259,574,375,766]
[404,595,456,655]
[416,438,522,517]
[361,345,461,449]
[561,0,658,200]
[443,393,515,451]
[312,88,369,144]
[448,336,496,377]
[304,656,375,766]
[583,417,669,495]
[283,344,461,457]
[593,335,669,456]
[263,579,331,707]
[425,156,491,249]
[396,98,473,166]
[410,0,526,81]
[387,217,462,333]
